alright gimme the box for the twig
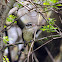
[4,34,61,48]
[32,53,34,62]
[5,42,24,48]
[23,36,61,62]
[33,1,62,7]
[16,0,30,10]
[35,30,42,38]
[27,26,36,62]
[44,47,55,62]
[30,36,62,55]
[59,16,62,24]
[28,0,36,8]
[33,53,39,62]
[16,0,48,23]
[24,57,27,62]
[35,10,48,22]
[0,7,35,33]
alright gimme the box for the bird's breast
[23,29,33,42]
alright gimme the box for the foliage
[18,3,23,8]
[40,18,57,32]
[6,15,17,23]
[56,4,62,6]
[3,36,9,44]
[43,0,58,5]
[1,0,62,62]
[4,25,7,28]
[43,1,50,5]
[14,21,17,23]
[3,56,10,62]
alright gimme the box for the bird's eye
[26,22,32,26]
[29,24,32,26]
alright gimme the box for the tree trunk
[0,0,16,61]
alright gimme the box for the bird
[22,22,41,62]
[22,22,34,44]
[22,22,39,48]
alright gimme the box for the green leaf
[43,2,50,5]
[48,18,56,25]
[40,28,47,31]
[51,30,56,32]
[56,4,62,6]
[3,56,10,62]
[18,3,23,8]
[14,21,17,23]
[44,8,48,11]
[44,38,48,40]
[47,25,49,28]
[6,15,17,22]
[51,0,58,3]
[43,0,58,6]
[3,36,9,44]
[47,0,58,3]
[52,6,58,9]
[40,18,58,32]
[4,25,7,28]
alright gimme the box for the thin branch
[1,0,62,33]
[5,42,24,48]
[59,16,62,24]
[44,47,55,62]
[0,7,35,33]
[16,0,30,10]
[27,30,36,62]
[33,53,39,62]
[33,1,62,7]
[30,36,62,55]
[4,34,61,48]
[23,36,61,62]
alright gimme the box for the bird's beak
[32,24,36,27]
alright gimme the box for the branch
[3,34,61,48]
[31,36,62,55]
[45,47,55,62]
[33,1,62,7]
[24,36,61,62]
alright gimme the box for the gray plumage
[22,22,39,43]
[22,25,34,42]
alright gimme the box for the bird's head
[25,22,32,29]
[25,22,39,32]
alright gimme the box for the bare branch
[45,47,55,62]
